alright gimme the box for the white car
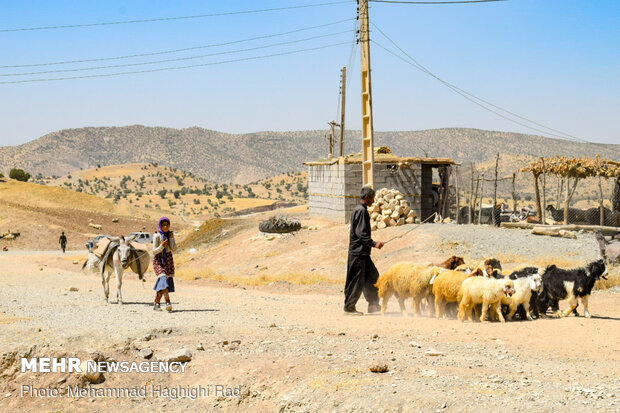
[128,232,152,244]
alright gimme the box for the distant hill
[38,163,307,220]
[1,125,617,184]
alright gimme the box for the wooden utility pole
[325,133,333,159]
[327,121,338,158]
[359,0,375,188]
[339,66,347,157]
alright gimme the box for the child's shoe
[165,302,172,312]
[153,303,161,311]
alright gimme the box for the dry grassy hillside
[0,178,154,250]
[36,163,308,220]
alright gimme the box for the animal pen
[453,156,620,229]
[305,154,456,224]
[306,152,620,231]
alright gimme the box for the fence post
[473,172,480,225]
[455,166,460,224]
[511,173,517,216]
[477,173,485,225]
[492,153,499,226]
[469,164,475,224]
[598,176,605,226]
[533,172,542,223]
[541,158,547,225]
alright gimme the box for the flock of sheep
[375,256,609,322]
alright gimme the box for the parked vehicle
[86,234,113,250]
[128,232,152,244]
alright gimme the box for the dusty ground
[1,244,619,412]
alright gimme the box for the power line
[370,0,505,4]
[0,19,354,69]
[0,1,351,33]
[344,18,359,116]
[371,23,582,140]
[0,42,350,84]
[373,40,618,153]
[369,24,618,152]
[1,31,352,77]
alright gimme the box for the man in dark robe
[344,186,384,315]
[59,232,67,253]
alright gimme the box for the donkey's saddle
[93,237,111,258]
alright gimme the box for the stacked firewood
[369,188,416,230]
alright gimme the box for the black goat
[545,205,588,223]
[537,259,608,318]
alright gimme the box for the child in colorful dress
[152,217,177,311]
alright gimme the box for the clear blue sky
[1,0,618,146]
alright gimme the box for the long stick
[384,212,437,244]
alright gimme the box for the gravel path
[423,224,601,263]
[2,254,619,412]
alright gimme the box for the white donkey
[83,236,150,304]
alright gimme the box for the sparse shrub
[9,168,31,182]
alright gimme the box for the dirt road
[1,254,619,412]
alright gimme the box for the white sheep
[458,277,515,322]
[502,273,543,321]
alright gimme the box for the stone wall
[308,160,428,223]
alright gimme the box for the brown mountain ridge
[1,125,617,184]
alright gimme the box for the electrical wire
[0,42,350,84]
[369,24,618,152]
[0,1,351,33]
[0,19,354,69]
[1,31,352,77]
[371,23,589,144]
[337,18,360,124]
[346,18,359,93]
[373,40,617,153]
